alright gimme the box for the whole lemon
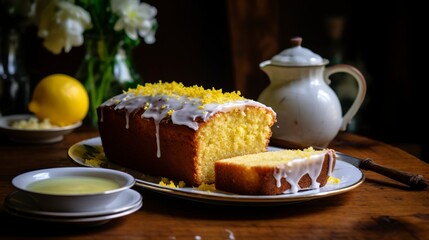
[28,74,89,126]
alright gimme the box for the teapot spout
[259,60,299,84]
[259,60,272,69]
[259,60,277,76]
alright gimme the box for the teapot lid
[271,37,327,66]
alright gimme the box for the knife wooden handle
[360,158,429,190]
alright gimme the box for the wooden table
[1,125,428,239]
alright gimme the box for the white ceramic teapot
[258,37,366,147]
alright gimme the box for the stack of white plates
[4,189,142,226]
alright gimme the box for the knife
[270,138,429,190]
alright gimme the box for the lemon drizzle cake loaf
[214,147,336,195]
[97,81,276,185]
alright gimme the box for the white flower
[111,0,157,43]
[37,0,92,54]
[34,0,157,54]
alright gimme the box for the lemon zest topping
[127,81,245,105]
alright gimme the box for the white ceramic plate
[0,114,82,143]
[4,201,142,226]
[68,137,365,206]
[4,189,142,217]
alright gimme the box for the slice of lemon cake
[214,147,336,195]
[97,81,276,186]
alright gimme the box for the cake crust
[99,106,199,184]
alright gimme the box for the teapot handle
[324,64,367,131]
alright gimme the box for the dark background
[1,0,426,162]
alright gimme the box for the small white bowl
[12,167,135,212]
[0,114,81,144]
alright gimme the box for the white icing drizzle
[327,149,334,176]
[273,151,330,194]
[100,92,275,158]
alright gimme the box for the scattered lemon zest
[158,178,215,192]
[195,183,216,192]
[159,177,186,188]
[328,176,341,184]
[77,145,108,167]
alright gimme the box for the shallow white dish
[11,167,136,212]
[4,189,142,217]
[68,137,365,206]
[0,114,82,143]
[5,201,142,226]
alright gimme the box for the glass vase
[75,36,142,126]
[0,28,30,116]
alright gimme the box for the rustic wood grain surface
[1,125,428,240]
